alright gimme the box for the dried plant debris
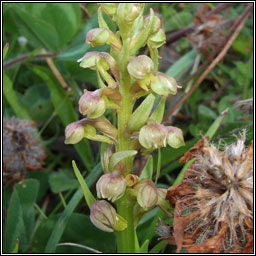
[3,117,46,181]
[161,134,253,253]
[233,98,253,115]
[188,4,226,56]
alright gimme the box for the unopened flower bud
[117,3,143,23]
[90,200,117,232]
[139,122,168,149]
[135,179,158,210]
[77,51,109,70]
[96,171,126,202]
[79,91,105,118]
[127,55,154,80]
[144,14,161,34]
[151,72,178,96]
[64,121,85,144]
[86,28,110,47]
[98,3,118,17]
[148,29,166,48]
[166,126,185,149]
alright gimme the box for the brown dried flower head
[164,133,253,253]
[3,117,46,181]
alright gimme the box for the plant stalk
[115,46,136,253]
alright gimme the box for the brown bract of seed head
[163,135,253,253]
[3,118,46,182]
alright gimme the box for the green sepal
[102,95,121,110]
[98,7,110,30]
[109,150,137,171]
[150,96,166,124]
[113,214,128,231]
[128,93,156,132]
[96,64,107,89]
[129,8,154,55]
[139,155,153,180]
[84,124,114,144]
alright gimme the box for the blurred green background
[3,3,253,253]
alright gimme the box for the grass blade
[44,163,102,253]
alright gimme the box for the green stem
[154,148,161,184]
[116,194,136,253]
[115,40,136,253]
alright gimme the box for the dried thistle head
[163,133,253,253]
[3,117,46,181]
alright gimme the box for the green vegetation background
[3,3,253,253]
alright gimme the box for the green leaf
[232,34,253,56]
[109,150,137,171]
[10,240,19,253]
[173,159,196,185]
[205,108,228,140]
[139,239,149,253]
[33,213,115,253]
[3,73,30,119]
[166,49,197,79]
[44,163,102,253]
[139,156,153,180]
[3,189,27,253]
[72,161,96,208]
[49,169,79,193]
[11,4,59,50]
[29,65,94,170]
[15,179,40,244]
[3,42,9,61]
[198,104,218,120]
[27,171,49,201]
[128,93,156,132]
[150,96,166,123]
[11,3,81,50]
[19,84,53,123]
[3,179,39,253]
[149,240,168,253]
[57,14,107,61]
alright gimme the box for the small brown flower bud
[90,200,117,232]
[79,91,105,118]
[135,179,158,210]
[117,3,143,23]
[139,122,168,149]
[127,55,154,80]
[86,28,110,47]
[96,171,126,202]
[166,126,185,149]
[64,121,85,144]
[151,72,178,96]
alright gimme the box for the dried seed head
[3,118,46,181]
[165,135,253,253]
